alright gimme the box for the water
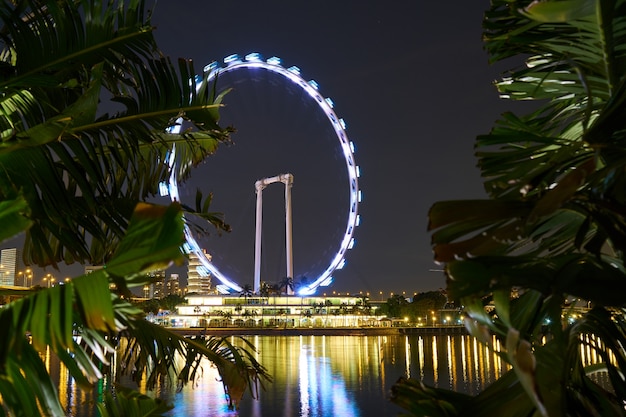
[225,334,509,417]
[54,333,511,416]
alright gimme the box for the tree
[410,291,447,318]
[160,293,186,313]
[0,1,269,415]
[294,275,310,293]
[239,283,253,303]
[279,276,294,295]
[393,0,626,415]
[259,281,271,298]
[356,295,371,315]
[138,298,161,315]
[383,294,408,318]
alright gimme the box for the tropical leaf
[413,0,626,415]
[0,202,270,416]
[97,385,173,417]
[0,0,233,268]
[0,195,31,243]
[0,1,268,416]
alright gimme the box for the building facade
[143,272,182,299]
[162,294,381,328]
[167,273,180,296]
[187,249,212,294]
[0,248,20,286]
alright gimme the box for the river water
[56,333,511,417]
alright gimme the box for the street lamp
[43,273,56,288]
[19,268,33,287]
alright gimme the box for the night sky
[148,0,532,295]
[6,1,535,295]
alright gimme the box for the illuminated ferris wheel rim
[173,52,361,295]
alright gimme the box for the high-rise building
[150,269,166,298]
[167,273,180,296]
[187,249,212,294]
[0,248,20,286]
[143,271,180,299]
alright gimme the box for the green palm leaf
[0,0,233,266]
[0,1,269,416]
[418,0,626,415]
[0,202,270,416]
[97,385,173,417]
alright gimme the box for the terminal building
[156,294,385,328]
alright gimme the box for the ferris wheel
[167,53,361,295]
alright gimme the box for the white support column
[282,174,294,295]
[253,173,294,295]
[253,179,266,294]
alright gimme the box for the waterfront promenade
[169,325,468,337]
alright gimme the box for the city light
[43,273,56,288]
[17,268,33,287]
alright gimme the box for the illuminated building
[143,272,181,299]
[187,249,212,294]
[0,248,20,286]
[167,273,180,295]
[165,294,382,328]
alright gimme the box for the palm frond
[0,202,270,415]
[0,0,233,267]
[419,0,626,415]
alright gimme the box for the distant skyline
[2,1,535,295]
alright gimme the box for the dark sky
[147,0,528,295]
[6,1,533,295]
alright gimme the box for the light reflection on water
[53,334,516,416]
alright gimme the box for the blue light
[215,284,230,294]
[224,54,240,64]
[245,52,262,62]
[196,265,210,276]
[267,56,281,66]
[203,61,218,73]
[158,181,169,197]
[175,53,360,294]
[287,65,301,75]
